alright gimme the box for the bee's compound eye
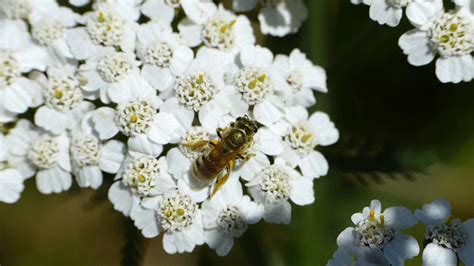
[227,129,246,149]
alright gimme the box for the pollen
[138,175,146,183]
[54,89,63,99]
[177,208,185,216]
[130,114,138,123]
[98,12,106,23]
[440,35,449,43]
[369,210,375,222]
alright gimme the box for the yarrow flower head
[6,120,72,194]
[246,158,315,224]
[34,67,94,135]
[415,199,474,266]
[336,199,420,265]
[0,0,338,258]
[202,178,263,256]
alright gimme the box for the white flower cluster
[328,198,474,266]
[0,0,336,256]
[352,0,474,83]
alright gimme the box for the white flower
[232,45,287,127]
[108,156,176,217]
[202,177,264,256]
[337,199,420,265]
[365,0,443,27]
[137,22,194,92]
[66,8,137,60]
[232,0,308,37]
[270,48,327,108]
[90,96,197,157]
[399,7,474,83]
[29,5,80,66]
[78,50,153,104]
[70,123,126,189]
[0,20,47,114]
[134,188,205,253]
[0,133,25,204]
[246,158,314,224]
[262,106,338,179]
[6,120,73,194]
[33,66,95,135]
[178,4,255,55]
[173,49,246,132]
[415,199,474,266]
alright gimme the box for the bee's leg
[209,139,218,147]
[237,153,255,161]
[183,139,218,149]
[210,160,234,197]
[216,128,224,139]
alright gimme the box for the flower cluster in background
[328,198,474,266]
[0,0,340,256]
[352,0,474,84]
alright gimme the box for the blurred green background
[1,0,474,265]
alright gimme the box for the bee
[185,116,260,196]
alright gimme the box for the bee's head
[226,129,247,149]
[235,115,260,136]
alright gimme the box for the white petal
[166,148,192,177]
[240,45,273,69]
[263,200,291,224]
[170,46,194,76]
[235,152,270,181]
[0,169,25,204]
[308,112,339,146]
[398,29,435,66]
[422,243,457,266]
[436,56,474,84]
[369,0,402,27]
[99,140,126,173]
[127,135,163,157]
[36,167,72,194]
[92,107,119,140]
[178,18,203,47]
[141,0,175,23]
[299,151,329,179]
[253,99,283,127]
[34,106,70,135]
[383,206,418,230]
[240,195,264,224]
[76,166,103,189]
[142,65,175,92]
[384,234,420,265]
[181,0,217,24]
[289,177,314,206]
[108,181,135,216]
[204,230,234,256]
[415,198,451,225]
[130,205,160,238]
[406,0,443,27]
